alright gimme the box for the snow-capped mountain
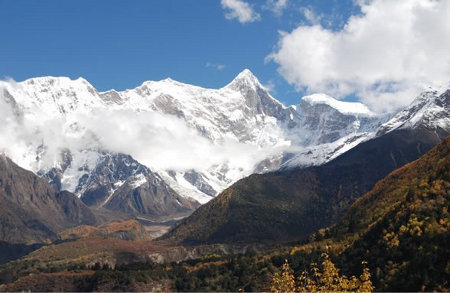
[95,69,303,202]
[296,94,381,145]
[39,152,199,218]
[7,69,441,218]
[267,93,387,170]
[100,69,298,146]
[377,89,450,136]
[280,89,450,170]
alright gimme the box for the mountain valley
[1,135,448,292]
[0,70,449,292]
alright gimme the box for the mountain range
[0,69,449,291]
[1,135,448,291]
[0,69,416,221]
[164,89,450,244]
[0,70,448,227]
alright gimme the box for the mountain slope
[377,89,450,136]
[1,137,447,291]
[162,90,448,246]
[312,136,450,291]
[163,127,445,244]
[163,88,450,244]
[103,172,199,218]
[0,155,96,244]
[72,153,199,218]
[280,89,449,170]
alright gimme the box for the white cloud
[264,0,288,16]
[78,109,218,171]
[0,79,285,176]
[206,62,226,71]
[77,108,287,173]
[300,7,322,25]
[268,0,450,112]
[221,0,261,23]
[262,80,276,93]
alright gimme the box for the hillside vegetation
[165,129,443,244]
[328,135,450,291]
[1,136,448,291]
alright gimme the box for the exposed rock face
[0,155,96,244]
[182,170,216,197]
[103,172,199,218]
[76,153,154,206]
[43,152,200,219]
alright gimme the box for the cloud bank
[80,108,278,172]
[0,80,285,177]
[268,0,450,112]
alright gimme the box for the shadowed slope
[164,128,445,244]
[0,155,96,245]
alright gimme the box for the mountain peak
[19,76,97,95]
[300,94,374,116]
[162,77,175,83]
[236,68,256,79]
[225,68,262,91]
[376,89,450,135]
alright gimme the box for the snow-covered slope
[0,70,403,214]
[261,93,385,170]
[280,88,450,170]
[279,133,372,170]
[377,90,450,136]
[102,69,298,146]
[94,69,302,202]
[294,93,384,146]
[301,94,374,116]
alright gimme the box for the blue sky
[0,0,358,106]
[2,0,448,110]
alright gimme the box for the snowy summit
[301,94,374,116]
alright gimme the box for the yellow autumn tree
[271,259,296,293]
[357,262,374,293]
[271,253,374,292]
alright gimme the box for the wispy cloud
[264,0,288,16]
[300,7,322,25]
[262,80,276,93]
[206,62,226,71]
[220,0,261,23]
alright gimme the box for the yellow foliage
[271,259,296,293]
[271,253,374,292]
